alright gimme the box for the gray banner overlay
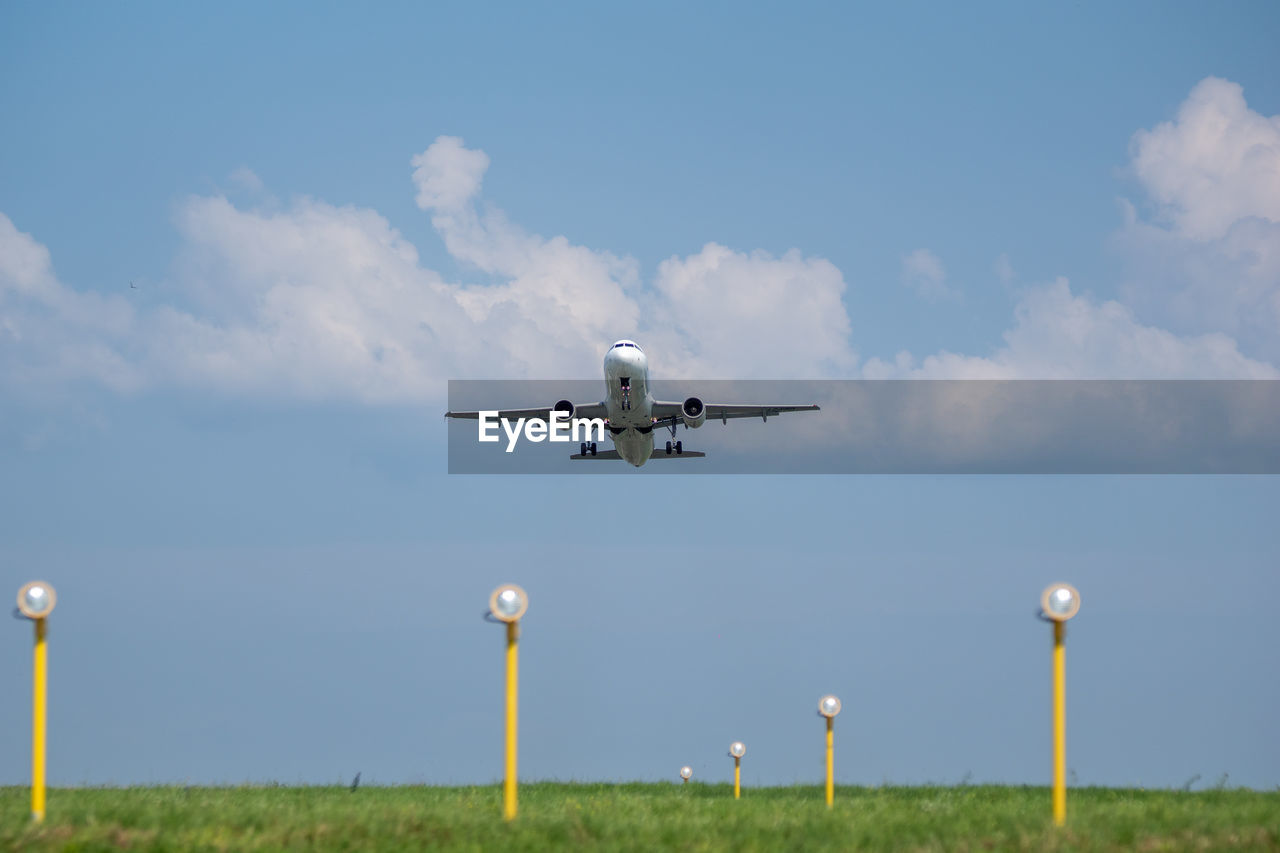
[446,380,1280,474]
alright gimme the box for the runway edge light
[818,695,841,807]
[487,584,528,821]
[1039,582,1080,827]
[16,581,56,823]
[728,741,746,799]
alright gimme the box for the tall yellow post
[503,619,519,821]
[1052,619,1066,826]
[32,617,48,823]
[825,716,834,808]
[733,757,741,799]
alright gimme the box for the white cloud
[0,213,142,396]
[5,90,1280,407]
[901,248,956,300]
[1,137,857,403]
[1130,77,1280,242]
[862,278,1278,379]
[644,244,856,378]
[411,135,490,212]
[228,167,264,194]
[1118,77,1280,361]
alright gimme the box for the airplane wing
[570,449,706,460]
[649,401,819,428]
[445,402,608,421]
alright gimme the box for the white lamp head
[679,765,692,780]
[1040,583,1081,622]
[17,581,56,619]
[488,584,529,623]
[729,741,746,758]
[818,694,842,718]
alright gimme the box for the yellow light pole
[1040,582,1080,827]
[488,584,528,821]
[818,695,842,807]
[729,741,746,798]
[17,581,57,823]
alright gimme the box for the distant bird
[350,771,361,792]
[130,281,138,289]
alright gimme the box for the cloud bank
[2,77,1277,403]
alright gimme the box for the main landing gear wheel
[665,440,673,455]
[590,442,597,456]
[580,442,587,456]
[675,440,683,455]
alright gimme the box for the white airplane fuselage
[602,340,656,466]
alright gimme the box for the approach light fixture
[489,584,528,623]
[1040,583,1080,622]
[818,694,842,807]
[1039,582,1080,827]
[728,741,746,799]
[488,583,528,821]
[679,766,692,783]
[16,581,56,620]
[16,581,56,823]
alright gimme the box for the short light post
[487,584,528,821]
[729,741,746,799]
[679,765,692,784]
[17,581,57,823]
[818,695,842,807]
[1040,582,1080,827]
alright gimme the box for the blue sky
[1,2,1278,788]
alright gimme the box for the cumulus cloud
[1,137,857,403]
[1130,77,1280,242]
[1117,77,1280,361]
[411,136,491,212]
[228,167,264,194]
[643,244,855,378]
[901,248,956,300]
[4,85,1279,407]
[862,278,1277,379]
[0,213,142,395]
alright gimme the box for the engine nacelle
[681,396,706,429]
[552,399,576,421]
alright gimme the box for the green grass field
[3,783,1278,851]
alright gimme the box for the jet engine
[681,396,706,429]
[552,399,575,420]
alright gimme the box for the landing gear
[580,442,587,456]
[590,442,597,456]
[664,421,686,455]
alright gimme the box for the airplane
[445,339,819,467]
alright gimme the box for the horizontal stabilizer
[570,450,707,460]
